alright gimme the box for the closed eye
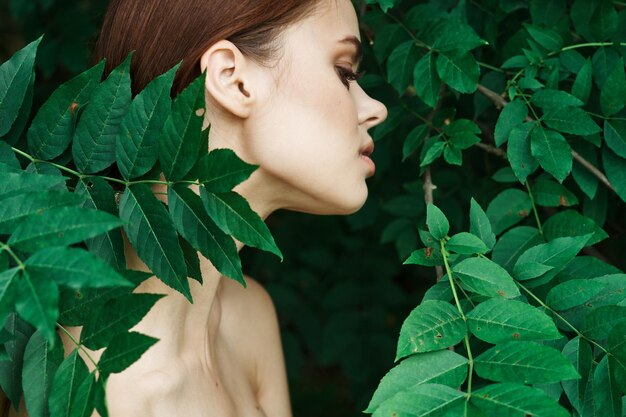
[336,66,365,89]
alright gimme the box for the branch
[475,84,616,193]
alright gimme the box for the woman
[10,0,387,415]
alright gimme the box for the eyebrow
[338,36,363,66]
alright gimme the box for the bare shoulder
[219,275,292,417]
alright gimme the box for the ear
[199,40,254,119]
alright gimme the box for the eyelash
[336,66,364,89]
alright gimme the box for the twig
[475,84,616,193]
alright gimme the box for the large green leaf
[507,122,539,183]
[0,190,84,234]
[425,203,449,240]
[75,178,126,271]
[0,268,19,326]
[372,383,465,417]
[0,35,42,137]
[159,73,206,181]
[196,148,258,193]
[424,17,486,53]
[543,210,608,246]
[8,206,122,253]
[494,99,527,147]
[600,58,626,116]
[541,107,602,136]
[119,184,190,300]
[167,186,243,284]
[531,179,578,207]
[530,89,584,110]
[22,330,63,417]
[68,372,96,417]
[48,350,89,417]
[72,53,132,173]
[607,322,626,392]
[25,247,131,289]
[474,341,579,384]
[572,58,592,102]
[561,337,593,414]
[491,226,543,272]
[116,63,179,180]
[0,314,34,406]
[452,257,520,298]
[27,60,104,160]
[530,126,572,183]
[366,350,468,413]
[467,298,561,343]
[98,331,158,376]
[436,50,479,94]
[15,271,59,345]
[582,305,626,340]
[471,383,569,417]
[469,198,496,250]
[0,171,66,199]
[200,188,282,259]
[81,293,162,350]
[445,233,488,255]
[604,119,626,159]
[396,300,466,360]
[413,52,441,108]
[2,64,34,146]
[546,279,607,311]
[602,147,626,202]
[486,189,532,235]
[593,355,622,417]
[387,41,417,94]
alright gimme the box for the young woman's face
[228,0,387,215]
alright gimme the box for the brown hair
[92,0,323,96]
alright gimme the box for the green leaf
[471,383,569,417]
[530,126,572,183]
[425,204,449,240]
[607,323,626,392]
[444,119,480,149]
[531,179,578,207]
[572,59,592,102]
[373,24,411,63]
[15,270,58,346]
[543,210,608,245]
[22,330,63,417]
[589,0,618,41]
[602,147,626,202]
[0,314,33,406]
[75,178,126,271]
[25,247,132,289]
[446,232,489,255]
[365,0,396,13]
[0,171,66,199]
[404,247,443,267]
[475,340,579,384]
[486,189,532,235]
[572,141,599,199]
[542,107,602,136]
[119,184,191,300]
[600,58,626,116]
[159,73,206,181]
[27,60,104,160]
[593,355,622,417]
[365,350,468,413]
[372,383,465,417]
[492,226,543,272]
[49,349,89,417]
[116,63,179,179]
[413,53,441,108]
[525,24,563,52]
[8,206,122,253]
[396,300,467,360]
[425,18,486,53]
[420,138,445,166]
[531,89,584,110]
[443,144,461,165]
[199,188,282,260]
[72,53,132,173]
[179,236,202,284]
[507,122,539,183]
[402,125,428,162]
[604,119,626,159]
[562,337,593,414]
[583,305,626,340]
[0,190,84,235]
[469,198,496,250]
[197,148,258,193]
[494,99,527,147]
[69,373,96,417]
[387,41,417,94]
[511,261,553,280]
[99,331,158,376]
[452,257,520,298]
[81,293,162,350]
[0,268,19,326]
[0,35,42,137]
[167,186,243,284]
[436,50,479,94]
[1,56,34,146]
[546,279,607,311]
[467,298,561,344]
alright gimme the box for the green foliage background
[1,0,626,416]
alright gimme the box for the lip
[359,140,376,176]
[360,154,376,176]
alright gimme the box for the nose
[355,84,388,130]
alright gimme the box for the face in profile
[207,0,388,216]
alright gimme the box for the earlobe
[199,40,254,118]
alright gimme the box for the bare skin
[4,0,387,415]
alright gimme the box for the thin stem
[440,241,474,408]
[516,282,609,355]
[0,242,24,270]
[56,324,101,372]
[549,42,626,57]
[478,61,506,74]
[524,180,543,236]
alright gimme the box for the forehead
[285,0,360,44]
